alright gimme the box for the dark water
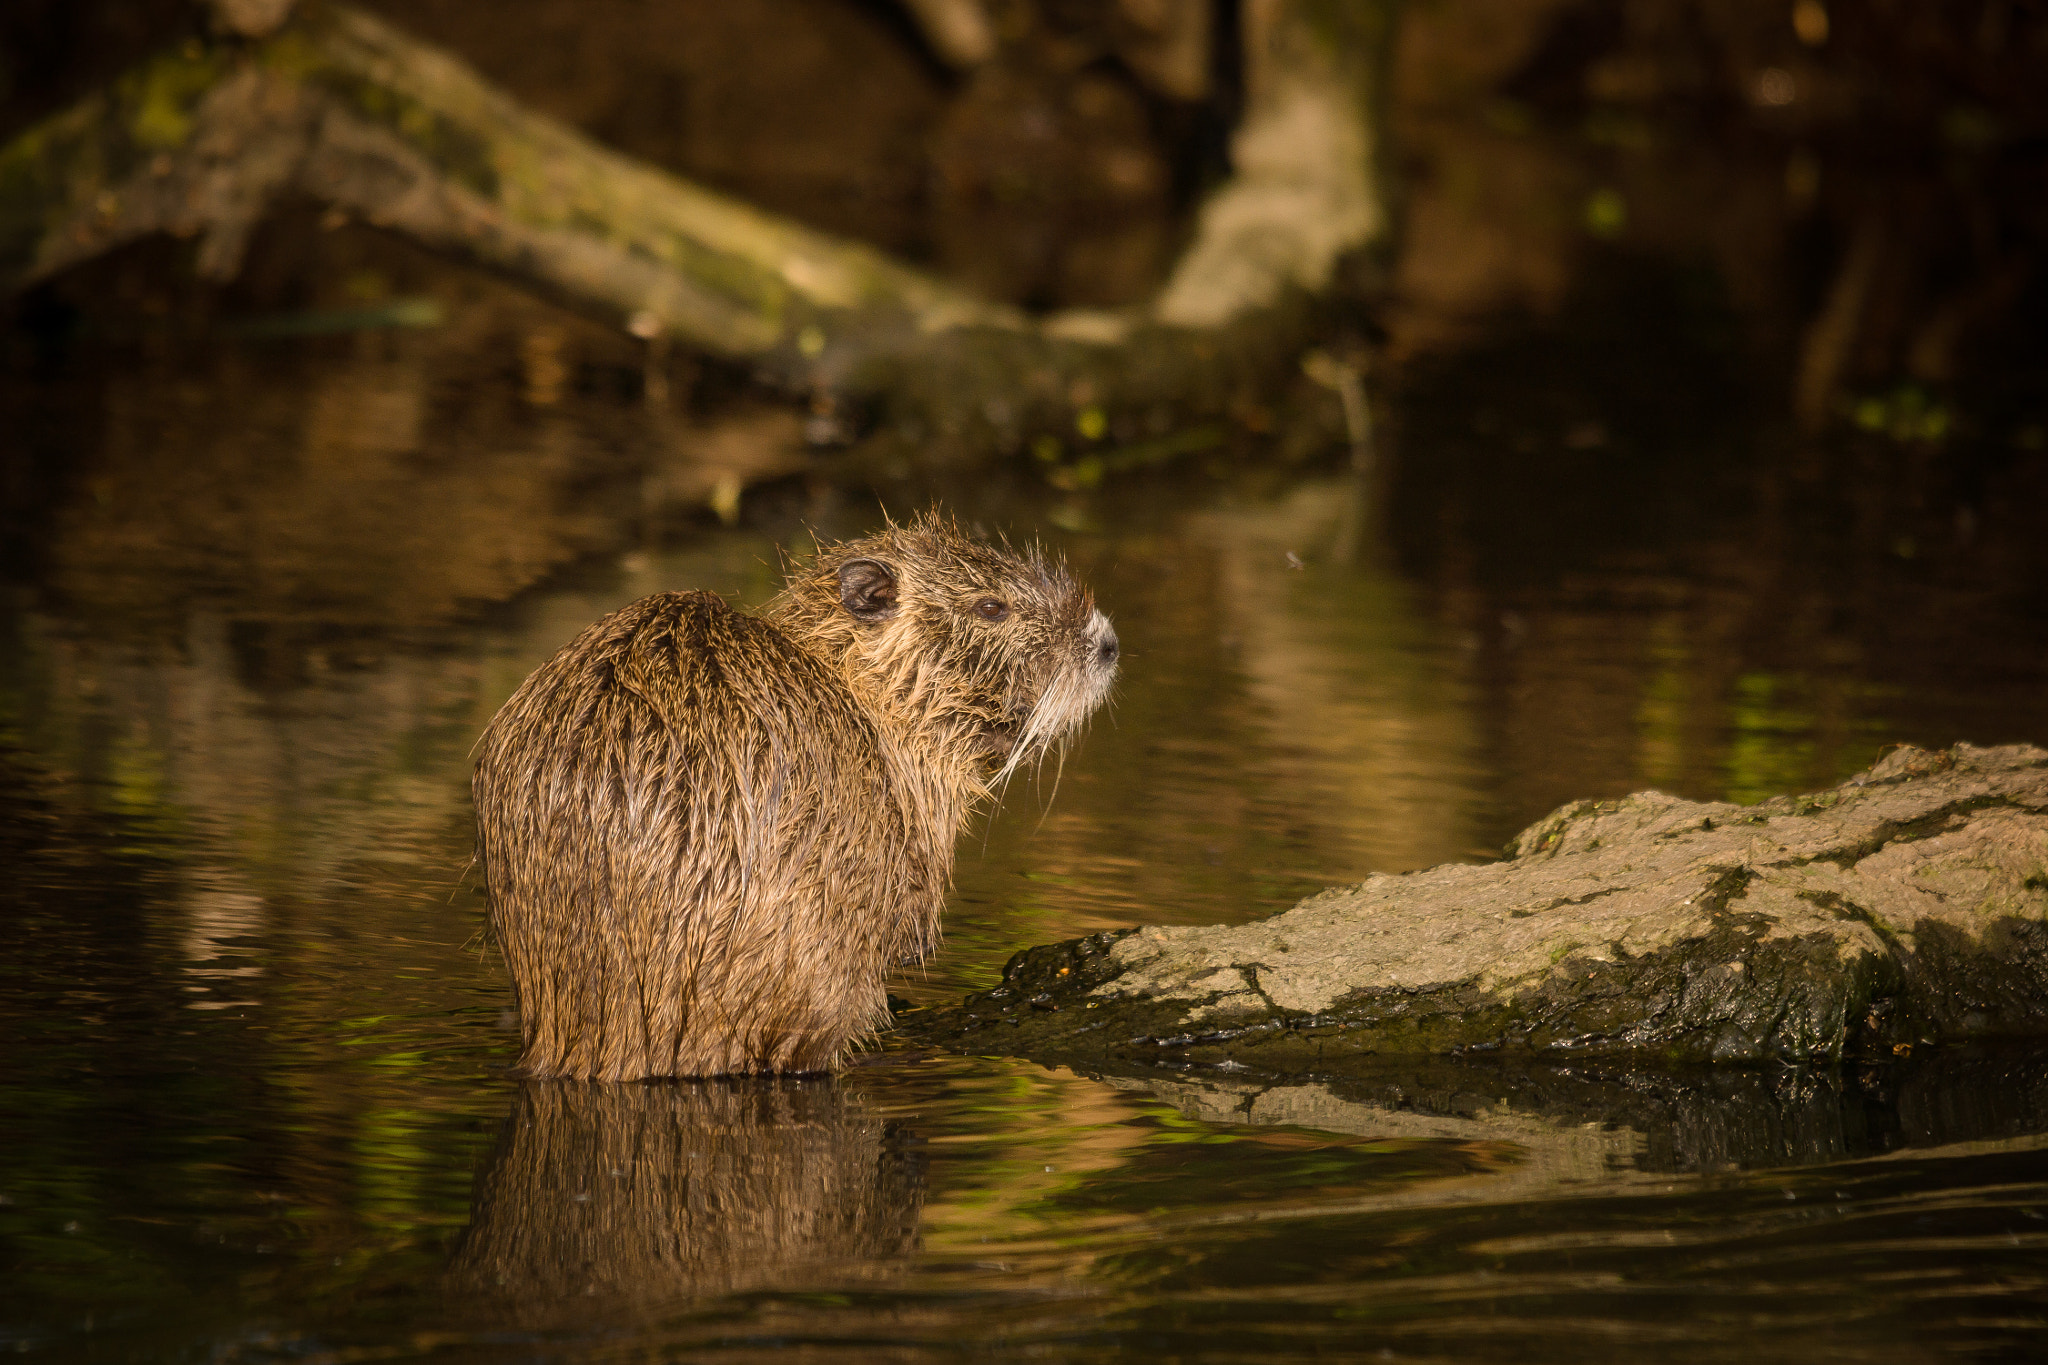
[5,313,2048,1361]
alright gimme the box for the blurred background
[4,0,2045,885]
[5,4,2048,1360]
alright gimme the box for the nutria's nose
[1097,628,1119,666]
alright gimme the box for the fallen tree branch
[0,0,1395,448]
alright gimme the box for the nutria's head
[771,513,1117,788]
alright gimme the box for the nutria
[472,513,1118,1080]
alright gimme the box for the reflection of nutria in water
[473,513,1118,1079]
[446,1079,925,1318]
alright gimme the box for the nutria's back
[473,516,1116,1079]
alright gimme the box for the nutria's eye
[974,598,1009,622]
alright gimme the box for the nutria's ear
[837,558,899,622]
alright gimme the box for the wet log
[0,0,1395,453]
[901,744,2048,1068]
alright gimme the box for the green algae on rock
[901,744,2048,1069]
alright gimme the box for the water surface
[4,329,2047,1361]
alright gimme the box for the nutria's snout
[1090,611,1119,669]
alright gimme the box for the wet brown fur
[472,513,1117,1080]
